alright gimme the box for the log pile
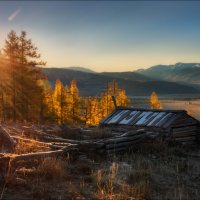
[92,125,199,153]
[1,123,199,159]
[95,129,162,154]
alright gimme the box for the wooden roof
[100,107,199,129]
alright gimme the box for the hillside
[136,63,200,88]
[41,67,199,97]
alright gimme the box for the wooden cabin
[100,108,200,144]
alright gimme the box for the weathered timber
[105,137,146,150]
[43,136,104,148]
[0,126,16,152]
[120,129,146,137]
[42,136,83,144]
[172,132,197,138]
[36,131,60,139]
[173,136,196,142]
[11,136,72,150]
[51,142,76,146]
[104,133,147,144]
[172,126,197,132]
[110,127,133,133]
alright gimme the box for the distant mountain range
[41,62,200,97]
[136,63,200,88]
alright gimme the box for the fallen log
[36,131,60,139]
[105,137,146,150]
[120,129,146,137]
[172,126,197,133]
[13,134,104,152]
[43,136,104,149]
[11,136,73,150]
[0,147,79,164]
[104,133,147,144]
[42,136,81,143]
[0,126,16,152]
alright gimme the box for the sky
[0,1,200,72]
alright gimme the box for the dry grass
[90,141,200,200]
[36,157,68,180]
[93,161,150,200]
[15,139,49,154]
[1,157,70,200]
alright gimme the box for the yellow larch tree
[53,80,66,124]
[84,97,100,126]
[42,84,56,123]
[150,91,163,109]
[99,93,108,120]
[100,80,129,118]
[62,85,71,123]
[69,80,81,123]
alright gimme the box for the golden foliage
[42,79,129,126]
[150,91,163,109]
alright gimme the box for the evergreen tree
[3,30,45,121]
[3,31,19,120]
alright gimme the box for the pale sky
[0,1,200,72]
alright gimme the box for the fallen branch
[11,135,74,150]
[0,147,79,164]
